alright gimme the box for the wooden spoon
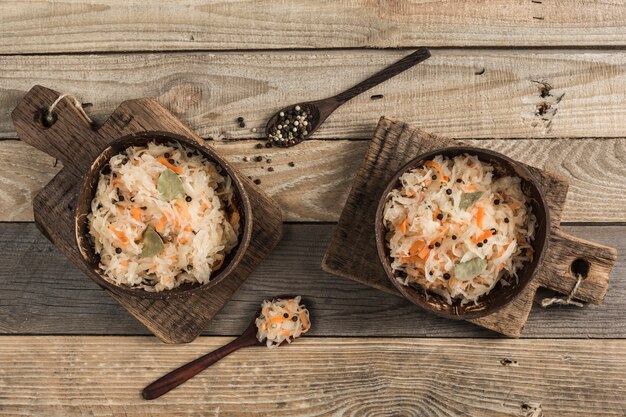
[142,295,305,400]
[265,47,431,147]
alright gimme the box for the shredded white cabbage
[382,154,536,305]
[88,141,240,292]
[255,296,311,348]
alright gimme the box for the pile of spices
[267,105,312,147]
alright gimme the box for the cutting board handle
[11,85,103,178]
[539,230,617,304]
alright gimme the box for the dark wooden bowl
[75,131,253,300]
[374,147,550,319]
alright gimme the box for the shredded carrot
[417,245,430,260]
[120,261,128,267]
[508,201,520,210]
[424,160,449,182]
[108,225,129,246]
[157,157,183,174]
[184,225,192,232]
[473,230,493,244]
[466,184,476,191]
[155,215,167,234]
[130,207,142,222]
[409,240,426,256]
[299,312,310,328]
[476,206,484,229]
[398,219,407,235]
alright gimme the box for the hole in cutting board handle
[35,108,57,128]
[571,258,590,278]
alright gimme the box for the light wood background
[0,1,625,416]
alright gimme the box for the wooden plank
[0,336,624,416]
[4,50,626,140]
[4,1,626,53]
[2,137,625,222]
[1,223,624,338]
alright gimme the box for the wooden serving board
[11,85,283,344]
[322,117,617,336]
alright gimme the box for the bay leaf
[140,226,165,258]
[157,168,184,201]
[459,191,483,210]
[454,257,487,281]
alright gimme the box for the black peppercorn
[254,156,263,162]
[288,162,295,167]
[187,264,193,271]
[292,316,298,322]
[118,195,124,201]
[268,167,274,172]
[504,217,510,223]
[168,158,175,165]
[483,239,488,244]
[253,179,261,185]
[115,247,122,254]
[456,178,462,183]
[164,152,170,158]
[239,121,246,128]
[443,273,451,280]
[265,142,272,148]
[255,143,264,149]
[435,242,441,247]
[432,175,437,180]
[477,242,483,247]
[185,196,192,202]
[491,228,497,235]
[436,213,444,220]
[494,199,500,205]
[451,235,457,240]
[186,152,193,157]
[237,117,244,123]
[428,245,434,249]
[446,189,452,195]
[283,313,289,319]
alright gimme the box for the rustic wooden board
[1,336,625,416]
[5,51,626,140]
[1,223,625,338]
[323,117,617,337]
[4,1,626,53]
[2,136,626,223]
[10,86,283,343]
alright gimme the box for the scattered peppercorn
[494,199,500,205]
[253,179,261,185]
[451,235,457,240]
[187,152,193,157]
[266,158,272,163]
[504,217,510,223]
[168,158,175,165]
[456,178,462,183]
[164,152,171,158]
[428,244,434,249]
[446,189,452,195]
[186,196,192,202]
[265,142,272,148]
[268,167,274,172]
[187,264,193,271]
[477,242,483,247]
[255,143,264,149]
[436,213,444,220]
[283,313,289,318]
[292,316,298,322]
[431,175,437,180]
[288,162,295,167]
[115,247,122,254]
[118,195,125,202]
[483,239,488,244]
[237,117,244,123]
[239,121,246,128]
[443,273,451,280]
[434,242,441,247]
[254,156,263,162]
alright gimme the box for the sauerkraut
[88,141,240,292]
[255,296,310,348]
[382,154,536,305]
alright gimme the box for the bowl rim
[74,130,253,300]
[374,146,550,319]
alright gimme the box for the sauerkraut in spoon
[143,296,310,400]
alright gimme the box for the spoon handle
[333,47,431,103]
[142,334,258,400]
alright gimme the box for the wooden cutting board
[322,117,617,336]
[11,85,283,343]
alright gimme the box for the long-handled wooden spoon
[142,295,307,400]
[265,47,431,147]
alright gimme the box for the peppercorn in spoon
[265,47,431,147]
[142,295,310,400]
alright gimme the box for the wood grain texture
[10,86,283,343]
[1,223,624,338]
[4,0,626,53]
[322,117,616,336]
[5,50,626,139]
[2,136,626,222]
[1,336,625,416]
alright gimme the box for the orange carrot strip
[155,215,167,234]
[399,219,407,235]
[130,207,142,222]
[417,245,430,260]
[466,184,476,191]
[432,208,440,221]
[108,225,129,245]
[508,201,520,210]
[409,240,426,256]
[424,160,449,182]
[476,206,484,229]
[157,157,183,174]
[473,230,493,244]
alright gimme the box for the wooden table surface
[1,2,625,416]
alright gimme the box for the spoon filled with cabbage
[142,296,310,400]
